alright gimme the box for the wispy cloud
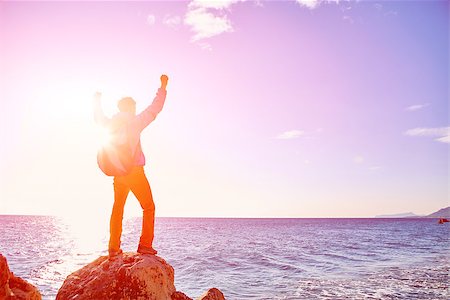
[342,15,355,24]
[184,0,346,43]
[373,2,398,17]
[295,0,341,9]
[189,0,244,10]
[436,135,450,143]
[374,3,383,11]
[184,7,232,41]
[405,103,429,112]
[198,42,212,51]
[404,127,450,144]
[184,0,244,42]
[296,0,320,9]
[146,14,156,26]
[276,130,304,139]
[163,15,182,29]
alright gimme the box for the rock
[0,253,42,300]
[172,291,193,300]
[196,288,226,300]
[56,253,176,300]
[57,252,226,300]
[0,254,12,299]
[8,275,42,300]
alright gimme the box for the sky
[0,0,448,218]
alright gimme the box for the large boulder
[57,252,226,300]
[0,254,42,300]
[56,253,176,300]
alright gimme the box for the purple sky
[0,0,448,218]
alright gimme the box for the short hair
[117,97,136,112]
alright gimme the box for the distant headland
[375,206,450,218]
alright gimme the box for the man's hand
[160,75,169,90]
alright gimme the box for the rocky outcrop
[197,288,226,300]
[0,254,42,300]
[56,253,175,300]
[172,291,193,300]
[56,252,226,300]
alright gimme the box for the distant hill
[375,212,421,218]
[426,206,450,218]
[374,206,450,218]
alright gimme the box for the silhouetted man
[93,75,168,259]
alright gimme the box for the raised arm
[93,92,111,127]
[134,75,169,131]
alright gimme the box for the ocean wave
[294,257,449,300]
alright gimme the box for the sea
[0,216,448,300]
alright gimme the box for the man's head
[117,97,136,114]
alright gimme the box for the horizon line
[0,213,439,219]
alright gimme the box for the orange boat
[438,218,449,224]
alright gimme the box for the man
[93,75,168,259]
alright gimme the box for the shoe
[137,245,157,255]
[108,248,123,260]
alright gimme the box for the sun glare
[60,214,108,254]
[95,126,113,148]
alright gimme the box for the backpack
[97,124,135,176]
